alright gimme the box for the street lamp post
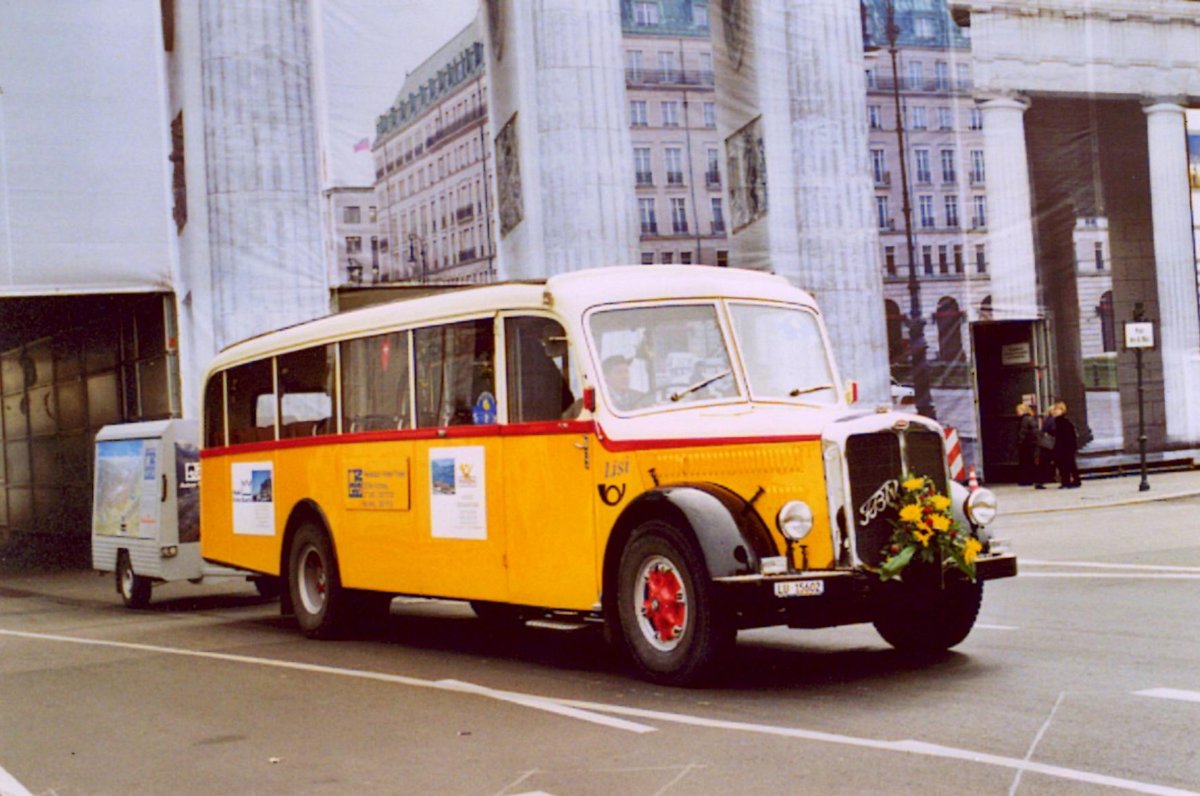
[883,0,935,419]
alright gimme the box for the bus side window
[227,359,274,444]
[505,316,577,422]
[278,345,336,439]
[204,372,226,448]
[341,331,411,432]
[415,319,494,428]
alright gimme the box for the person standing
[1051,401,1081,488]
[1015,403,1040,486]
[1035,408,1057,489]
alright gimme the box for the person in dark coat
[1015,402,1040,486]
[1051,401,1081,488]
[1035,409,1057,489]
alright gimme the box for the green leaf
[879,545,916,580]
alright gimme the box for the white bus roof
[205,266,818,375]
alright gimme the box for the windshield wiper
[670,369,732,402]
[789,383,833,397]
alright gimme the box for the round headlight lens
[777,500,814,541]
[965,487,997,527]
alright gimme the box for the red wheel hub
[642,564,686,643]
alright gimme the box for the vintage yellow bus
[200,266,1015,684]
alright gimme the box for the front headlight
[965,487,997,527]
[777,500,815,541]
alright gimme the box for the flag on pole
[353,137,370,153]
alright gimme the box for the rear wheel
[288,523,347,638]
[873,576,983,654]
[116,552,151,609]
[615,521,732,686]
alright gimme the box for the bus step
[525,618,590,632]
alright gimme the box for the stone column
[1143,101,1200,443]
[980,96,1038,320]
[712,0,889,403]
[483,0,637,279]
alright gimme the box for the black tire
[253,576,282,600]
[614,521,733,686]
[873,576,983,654]
[287,523,348,639]
[116,552,151,609]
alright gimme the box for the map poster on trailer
[429,446,487,540]
[232,461,275,536]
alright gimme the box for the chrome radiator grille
[844,428,947,567]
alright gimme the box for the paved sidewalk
[987,467,1200,516]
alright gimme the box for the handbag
[1038,431,1055,450]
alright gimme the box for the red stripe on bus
[593,430,821,452]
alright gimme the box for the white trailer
[91,419,276,607]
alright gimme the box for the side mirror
[844,380,859,404]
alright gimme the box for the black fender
[601,483,779,618]
[278,499,335,616]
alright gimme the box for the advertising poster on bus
[232,461,275,536]
[429,447,487,540]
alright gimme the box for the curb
[1002,489,1200,516]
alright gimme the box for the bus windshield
[729,302,837,403]
[588,303,739,412]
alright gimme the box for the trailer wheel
[615,521,732,686]
[287,523,347,639]
[116,551,151,609]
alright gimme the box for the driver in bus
[602,354,646,411]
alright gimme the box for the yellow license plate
[774,580,825,598]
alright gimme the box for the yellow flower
[930,494,951,512]
[914,529,933,547]
[964,537,982,565]
[899,504,923,524]
[930,514,951,532]
[902,477,925,492]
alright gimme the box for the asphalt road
[1,495,1198,795]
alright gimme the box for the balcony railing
[625,68,715,88]
[672,221,689,234]
[869,76,973,95]
[635,171,654,186]
[666,172,684,185]
[705,170,721,187]
[874,170,891,186]
[641,221,658,234]
[456,205,475,223]
[711,220,726,235]
[426,105,487,150]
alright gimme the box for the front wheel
[873,576,983,654]
[117,552,151,609]
[615,522,732,686]
[288,523,347,639]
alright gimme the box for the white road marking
[0,763,33,796]
[3,627,1196,796]
[0,629,654,735]
[554,699,1200,796]
[1021,560,1200,574]
[1009,691,1066,796]
[1135,688,1200,705]
[975,623,1020,631]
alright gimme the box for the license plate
[774,580,825,598]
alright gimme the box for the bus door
[500,315,597,610]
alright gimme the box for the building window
[871,148,888,184]
[970,150,985,183]
[954,244,964,274]
[885,246,896,277]
[368,205,378,223]
[865,68,877,89]
[665,147,684,184]
[944,194,959,228]
[641,252,655,264]
[969,107,983,130]
[711,197,725,234]
[906,60,923,90]
[938,245,948,274]
[661,101,679,127]
[922,245,933,275]
[658,51,679,83]
[1099,291,1116,352]
[670,197,688,233]
[703,102,716,128]
[919,195,935,228]
[634,1,659,25]
[716,250,729,267]
[910,106,927,130]
[346,236,362,254]
[915,17,935,39]
[868,105,882,129]
[938,107,953,130]
[1094,241,1105,270]
[661,251,674,264]
[680,251,693,265]
[630,100,648,126]
[706,148,720,186]
[638,198,657,234]
[344,206,361,224]
[876,196,890,229]
[627,50,643,81]
[973,195,987,228]
[634,147,653,185]
[975,244,987,273]
[914,149,931,184]
[934,61,949,89]
[940,148,956,183]
[693,3,709,28]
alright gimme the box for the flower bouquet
[878,474,981,581]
